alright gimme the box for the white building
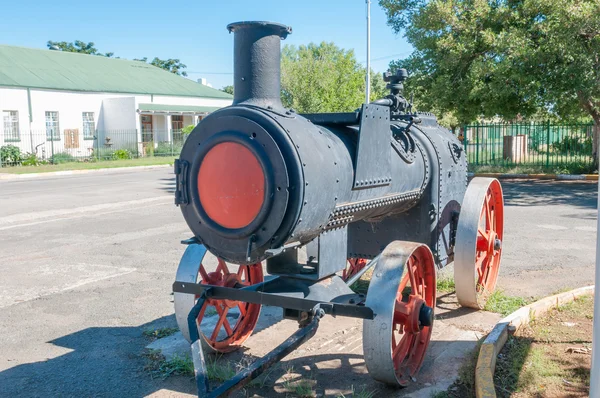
[0,44,232,160]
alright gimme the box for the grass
[483,289,530,316]
[0,156,176,174]
[144,350,194,380]
[143,349,237,382]
[336,385,378,398]
[282,366,315,397]
[469,162,597,175]
[436,274,456,293]
[494,295,592,397]
[142,327,179,340]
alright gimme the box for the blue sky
[1,0,412,90]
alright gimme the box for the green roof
[0,45,233,99]
[138,103,221,113]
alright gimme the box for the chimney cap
[227,21,292,39]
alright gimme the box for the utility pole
[591,146,600,398]
[366,0,371,104]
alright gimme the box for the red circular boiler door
[197,142,265,229]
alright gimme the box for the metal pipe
[345,254,380,287]
[227,21,292,109]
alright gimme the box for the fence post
[546,120,550,169]
[475,122,480,165]
[171,129,174,156]
[51,133,55,165]
[95,130,99,161]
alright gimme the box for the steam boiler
[171,21,504,397]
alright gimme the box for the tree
[134,57,188,76]
[379,0,600,146]
[222,85,234,95]
[47,40,114,57]
[280,42,388,113]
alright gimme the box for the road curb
[475,285,595,398]
[0,164,172,180]
[468,172,598,180]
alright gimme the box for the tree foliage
[134,57,188,76]
[280,42,388,113]
[47,40,114,57]
[222,85,234,95]
[380,0,600,130]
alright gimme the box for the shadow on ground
[0,315,196,398]
[0,295,487,398]
[502,179,597,209]
[159,177,176,195]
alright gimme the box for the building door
[171,115,183,131]
[65,129,80,149]
[141,115,153,142]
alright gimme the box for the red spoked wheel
[174,244,263,353]
[342,258,368,281]
[363,242,436,387]
[455,178,504,309]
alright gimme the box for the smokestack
[227,21,292,109]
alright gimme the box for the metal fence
[462,121,595,169]
[0,129,189,167]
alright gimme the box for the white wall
[98,96,137,152]
[0,87,31,151]
[0,87,231,161]
[150,95,232,108]
[27,89,134,158]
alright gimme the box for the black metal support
[187,292,210,396]
[200,308,324,397]
[173,280,373,319]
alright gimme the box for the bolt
[494,239,502,251]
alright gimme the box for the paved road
[0,169,596,396]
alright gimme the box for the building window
[2,111,19,142]
[45,111,60,140]
[171,115,183,131]
[82,112,95,140]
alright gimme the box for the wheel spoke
[393,333,415,367]
[399,272,410,294]
[199,264,210,281]
[211,304,229,341]
[237,302,247,316]
[218,259,230,275]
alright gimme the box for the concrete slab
[145,293,501,397]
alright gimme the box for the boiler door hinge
[174,159,189,206]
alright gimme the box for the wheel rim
[363,242,436,387]
[475,182,503,294]
[174,244,263,353]
[343,258,368,281]
[455,178,504,308]
[392,248,436,385]
[196,259,263,352]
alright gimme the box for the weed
[143,350,193,379]
[483,290,529,316]
[437,275,456,293]
[50,152,77,164]
[112,149,132,160]
[206,355,235,382]
[142,327,178,340]
[351,385,378,398]
[282,366,315,397]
